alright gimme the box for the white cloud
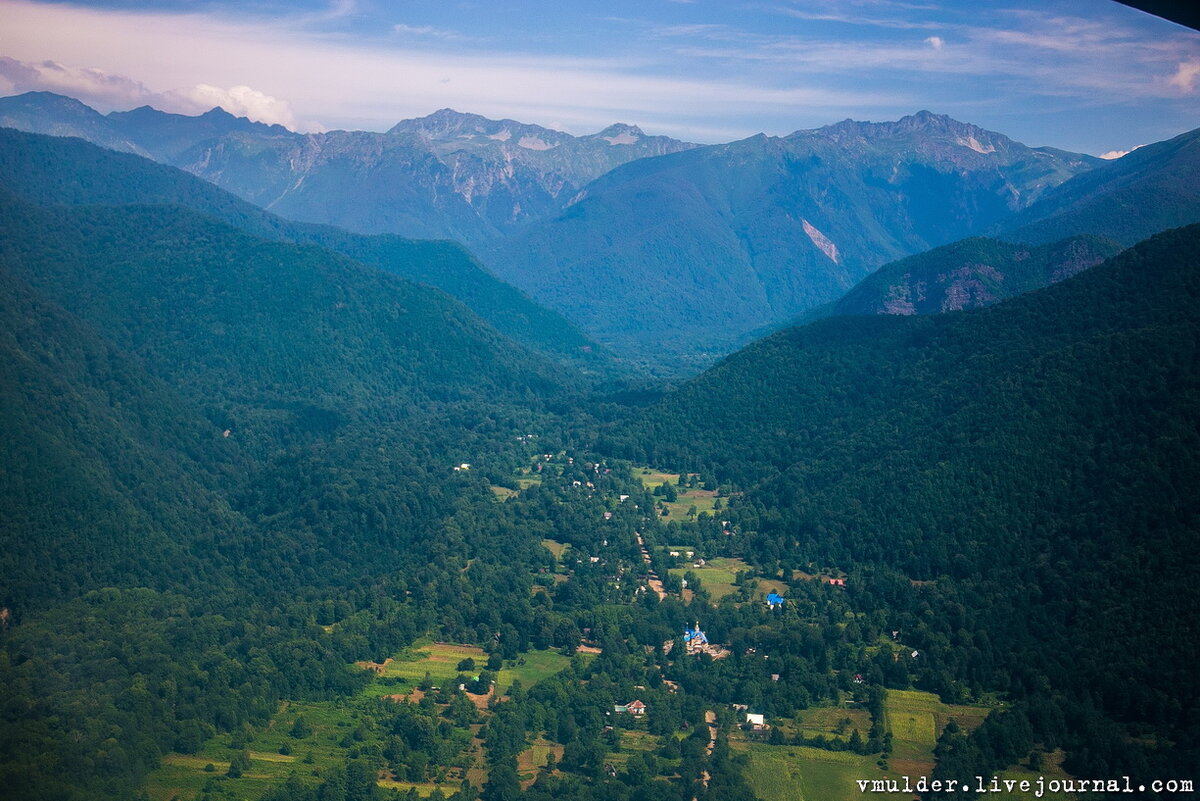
[0,0,1195,146]
[0,56,157,108]
[165,84,297,128]
[1168,59,1200,93]
[0,55,298,128]
[1099,144,1144,160]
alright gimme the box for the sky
[0,0,1197,156]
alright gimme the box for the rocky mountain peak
[592,123,645,145]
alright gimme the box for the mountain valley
[2,85,1199,801]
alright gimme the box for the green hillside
[0,186,578,605]
[0,128,604,368]
[0,259,244,606]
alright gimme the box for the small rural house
[745,713,767,731]
[614,699,647,716]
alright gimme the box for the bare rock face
[828,235,1121,318]
[174,110,698,248]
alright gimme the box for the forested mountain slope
[608,224,1200,780]
[997,126,1200,246]
[0,186,576,608]
[487,112,1100,368]
[0,128,604,368]
[0,254,244,607]
[815,234,1122,318]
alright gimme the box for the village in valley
[144,449,1066,801]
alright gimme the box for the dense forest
[0,128,604,370]
[1,125,1198,801]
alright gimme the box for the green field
[660,489,719,522]
[633,465,722,522]
[378,778,464,797]
[792,706,872,745]
[739,742,897,801]
[365,639,489,689]
[490,485,519,500]
[541,538,568,561]
[668,557,750,601]
[144,699,394,801]
[361,640,573,697]
[496,649,573,693]
[739,691,995,801]
[884,690,990,775]
[634,467,681,488]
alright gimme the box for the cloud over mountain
[0,55,298,128]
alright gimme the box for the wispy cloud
[0,0,897,137]
[771,4,949,31]
[393,23,462,40]
[0,0,1195,151]
[1168,59,1200,93]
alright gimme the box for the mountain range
[485,111,1106,365]
[0,92,696,249]
[3,91,1200,372]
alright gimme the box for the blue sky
[0,0,1197,155]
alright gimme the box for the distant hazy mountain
[486,112,1101,369]
[175,110,696,248]
[0,127,605,368]
[108,103,291,161]
[0,92,696,250]
[388,108,695,226]
[996,127,1200,246]
[14,92,1200,374]
[0,91,148,156]
[816,234,1122,318]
